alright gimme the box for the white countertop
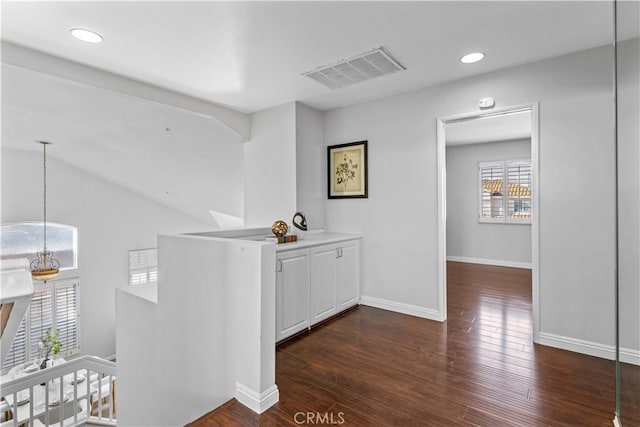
[272,231,362,252]
[180,228,361,251]
[119,281,158,303]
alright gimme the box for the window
[1,222,80,371]
[1,222,77,269]
[479,159,532,223]
[129,248,158,286]
[3,278,80,370]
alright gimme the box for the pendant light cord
[43,142,48,253]
[31,140,59,281]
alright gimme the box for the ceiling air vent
[303,47,405,90]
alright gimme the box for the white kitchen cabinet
[309,245,339,324]
[276,236,361,342]
[337,240,360,311]
[275,249,310,342]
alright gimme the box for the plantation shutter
[507,161,532,219]
[55,280,79,354]
[129,248,158,285]
[29,284,54,359]
[480,163,505,219]
[1,278,80,371]
[2,317,27,369]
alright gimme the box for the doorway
[436,104,540,341]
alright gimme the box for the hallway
[192,262,621,426]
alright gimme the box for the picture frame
[328,141,368,199]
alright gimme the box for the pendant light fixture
[30,141,60,282]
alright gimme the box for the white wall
[3,48,247,225]
[323,42,634,351]
[295,102,325,230]
[446,139,532,266]
[244,101,324,231]
[244,102,297,227]
[1,149,212,358]
[2,41,251,142]
[116,232,277,426]
[324,90,441,310]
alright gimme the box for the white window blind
[2,278,80,371]
[3,318,27,369]
[507,161,532,219]
[129,248,158,286]
[29,285,54,359]
[479,159,532,224]
[480,163,505,220]
[55,281,79,354]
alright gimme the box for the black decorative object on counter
[292,212,307,231]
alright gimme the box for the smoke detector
[303,47,405,90]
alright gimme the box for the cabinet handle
[339,248,343,258]
[277,260,283,272]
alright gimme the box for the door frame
[436,102,540,342]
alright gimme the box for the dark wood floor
[190,262,639,426]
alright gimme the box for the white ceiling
[1,65,245,224]
[1,1,637,223]
[2,1,636,114]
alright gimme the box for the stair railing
[1,355,116,427]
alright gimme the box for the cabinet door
[338,241,360,310]
[309,245,338,325]
[276,250,310,342]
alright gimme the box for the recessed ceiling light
[70,28,103,43]
[460,52,485,64]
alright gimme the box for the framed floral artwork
[328,141,368,199]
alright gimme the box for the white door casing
[436,103,540,342]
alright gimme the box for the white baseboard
[538,332,640,366]
[360,296,444,322]
[620,346,640,365]
[235,383,279,414]
[447,255,532,269]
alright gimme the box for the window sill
[478,219,532,225]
